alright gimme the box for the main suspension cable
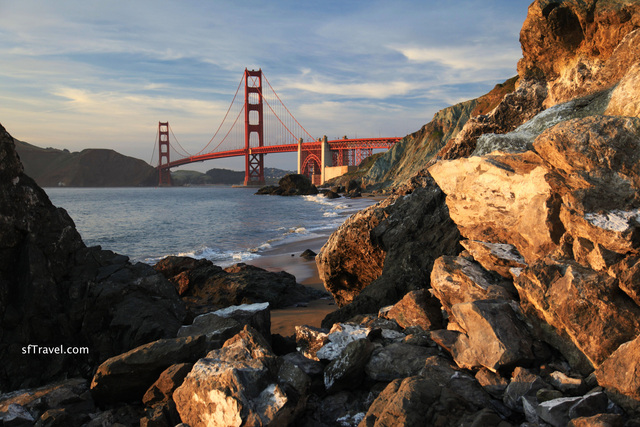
[262,73,316,141]
[196,74,245,155]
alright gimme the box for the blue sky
[0,0,530,172]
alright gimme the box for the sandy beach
[246,234,337,336]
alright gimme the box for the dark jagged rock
[300,249,317,259]
[154,256,327,316]
[90,335,209,405]
[255,173,319,196]
[322,190,341,199]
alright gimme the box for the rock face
[518,1,640,106]
[318,173,460,326]
[312,2,640,421]
[0,122,186,391]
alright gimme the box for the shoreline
[243,194,384,336]
[246,233,336,336]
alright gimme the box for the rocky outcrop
[430,116,640,373]
[518,1,640,106]
[435,1,640,162]
[255,173,319,196]
[361,76,518,189]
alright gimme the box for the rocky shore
[2,1,640,426]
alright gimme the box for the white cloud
[393,45,521,71]
[288,78,414,99]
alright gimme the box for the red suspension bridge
[152,69,401,186]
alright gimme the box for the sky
[0,0,531,172]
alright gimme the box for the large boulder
[430,255,516,316]
[449,299,535,372]
[177,302,271,343]
[173,326,306,427]
[320,173,460,327]
[316,193,398,307]
[360,356,494,426]
[383,289,443,330]
[429,150,558,264]
[532,116,640,257]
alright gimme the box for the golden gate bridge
[151,69,401,186]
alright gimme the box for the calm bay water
[45,186,373,265]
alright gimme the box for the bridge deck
[161,137,401,170]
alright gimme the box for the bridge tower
[158,121,172,186]
[244,69,265,186]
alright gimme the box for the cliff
[361,76,518,189]
[14,139,157,187]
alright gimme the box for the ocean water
[44,186,374,266]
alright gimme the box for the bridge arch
[301,153,321,183]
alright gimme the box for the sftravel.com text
[22,344,89,355]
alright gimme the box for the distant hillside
[14,140,156,187]
[171,167,295,186]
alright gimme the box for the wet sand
[246,234,337,336]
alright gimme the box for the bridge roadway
[162,137,401,169]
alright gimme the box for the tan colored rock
[595,334,640,412]
[384,289,443,330]
[173,326,304,427]
[533,116,640,255]
[515,259,640,369]
[460,240,527,278]
[430,151,558,263]
[518,1,640,105]
[606,62,640,118]
[450,299,534,372]
[430,256,515,316]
